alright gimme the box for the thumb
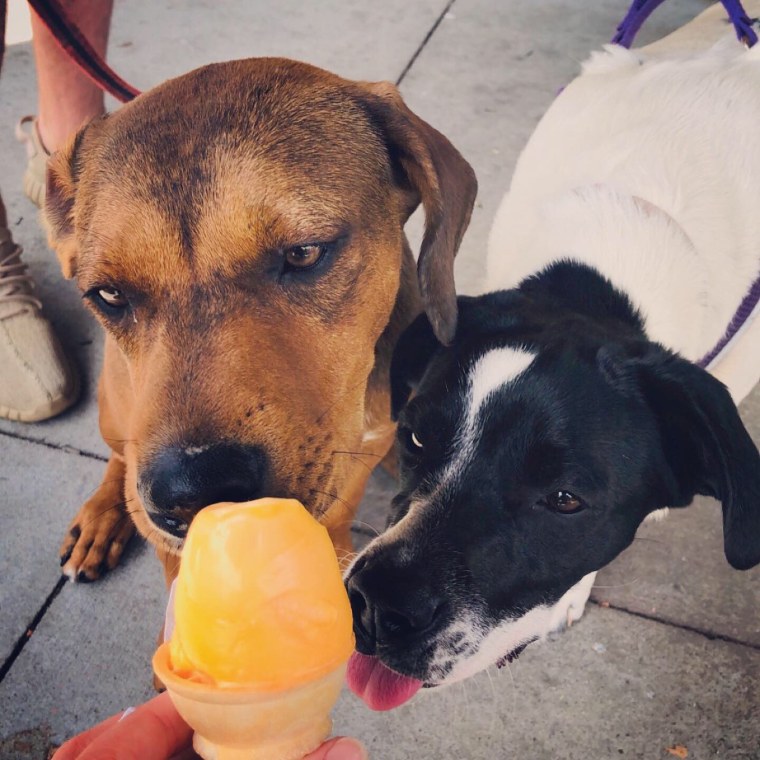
[304,736,367,760]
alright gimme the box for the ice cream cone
[154,642,346,760]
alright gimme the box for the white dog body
[488,2,760,403]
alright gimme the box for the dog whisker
[348,519,382,537]
[79,498,133,530]
[79,478,126,501]
[631,535,668,546]
[330,450,385,458]
[332,548,356,563]
[500,656,517,715]
[308,488,354,521]
[329,450,379,476]
[591,578,640,589]
[314,378,367,424]
[482,666,503,738]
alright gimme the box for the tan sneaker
[0,227,79,422]
[16,116,50,209]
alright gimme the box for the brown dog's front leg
[156,543,182,588]
[59,454,135,582]
[151,545,182,693]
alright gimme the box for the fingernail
[324,737,368,760]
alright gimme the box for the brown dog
[44,58,476,585]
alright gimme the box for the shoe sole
[0,364,81,423]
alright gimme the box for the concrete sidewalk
[1,1,758,758]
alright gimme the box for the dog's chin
[419,574,598,690]
[425,625,542,691]
[129,503,185,555]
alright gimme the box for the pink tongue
[346,652,423,711]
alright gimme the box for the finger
[76,692,193,760]
[53,712,125,759]
[304,736,368,760]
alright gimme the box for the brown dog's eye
[85,286,130,317]
[284,244,327,270]
[540,490,586,515]
[97,287,128,308]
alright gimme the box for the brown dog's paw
[60,504,135,583]
[59,503,136,582]
[60,455,135,581]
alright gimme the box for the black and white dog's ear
[390,312,442,420]
[599,343,760,570]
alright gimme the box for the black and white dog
[346,3,760,711]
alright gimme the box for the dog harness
[611,0,760,369]
[613,0,759,49]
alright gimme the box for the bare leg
[30,0,114,152]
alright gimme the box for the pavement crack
[396,0,457,86]
[0,576,68,684]
[590,598,760,651]
[0,429,107,462]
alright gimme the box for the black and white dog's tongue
[346,652,422,711]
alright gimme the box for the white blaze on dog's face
[346,273,760,709]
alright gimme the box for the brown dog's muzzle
[138,442,268,537]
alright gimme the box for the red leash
[26,0,140,102]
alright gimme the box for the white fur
[183,445,209,456]
[469,347,534,419]
[374,347,534,549]
[487,2,760,404]
[431,572,597,686]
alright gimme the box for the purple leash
[610,0,760,368]
[612,0,759,48]
[697,277,760,369]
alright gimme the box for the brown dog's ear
[358,82,477,346]
[45,120,102,279]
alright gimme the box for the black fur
[347,260,760,682]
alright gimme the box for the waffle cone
[153,643,346,760]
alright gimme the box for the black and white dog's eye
[540,490,586,515]
[400,427,424,453]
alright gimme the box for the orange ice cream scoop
[168,498,354,691]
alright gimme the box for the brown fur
[44,58,476,583]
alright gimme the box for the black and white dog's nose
[347,556,445,649]
[140,443,268,534]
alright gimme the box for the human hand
[53,692,194,760]
[53,692,366,760]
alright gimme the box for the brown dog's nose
[347,555,445,651]
[141,444,268,532]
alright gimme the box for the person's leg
[0,188,79,422]
[30,0,113,153]
[0,1,115,421]
[18,0,114,207]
